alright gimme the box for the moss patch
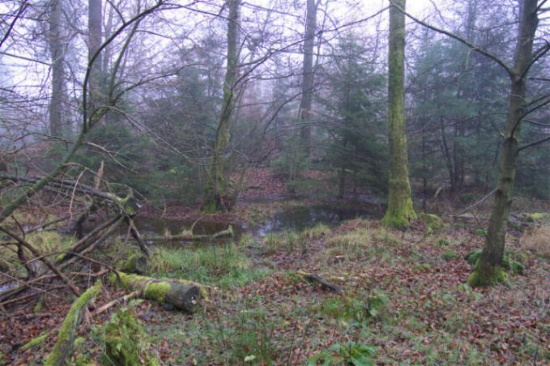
[465,249,525,275]
[103,309,160,366]
[421,213,443,231]
[467,266,508,287]
[44,282,102,366]
[143,282,171,303]
[21,333,48,351]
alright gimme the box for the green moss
[474,228,487,236]
[465,249,525,275]
[502,257,525,275]
[103,309,160,366]
[530,213,547,219]
[421,213,443,231]
[143,282,171,303]
[21,333,48,350]
[467,266,508,287]
[382,208,416,230]
[464,249,483,266]
[111,271,209,304]
[44,282,102,366]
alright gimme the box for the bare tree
[48,0,68,137]
[298,0,319,156]
[400,0,549,285]
[203,0,242,212]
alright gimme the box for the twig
[454,188,497,216]
[93,291,140,315]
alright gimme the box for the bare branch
[389,0,514,78]
[0,1,29,48]
[518,136,550,152]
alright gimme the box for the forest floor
[1,169,549,365]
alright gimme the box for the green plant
[149,245,267,288]
[441,250,459,261]
[101,307,159,366]
[474,228,487,236]
[307,342,376,366]
[222,308,277,365]
[365,291,390,320]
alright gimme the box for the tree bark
[203,0,241,212]
[382,0,417,229]
[298,0,318,155]
[469,0,539,286]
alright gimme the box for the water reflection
[254,205,379,237]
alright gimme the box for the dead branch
[298,271,343,294]
[0,226,81,297]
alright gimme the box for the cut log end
[165,283,201,313]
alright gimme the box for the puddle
[128,204,381,244]
[254,205,380,237]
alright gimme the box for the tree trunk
[468,0,539,286]
[203,0,241,212]
[88,0,103,108]
[382,0,417,229]
[298,0,318,156]
[111,272,202,313]
[48,0,67,137]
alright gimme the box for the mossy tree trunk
[469,0,540,286]
[298,0,318,156]
[382,0,417,229]
[203,0,241,213]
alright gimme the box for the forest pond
[132,204,382,243]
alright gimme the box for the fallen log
[109,272,201,313]
[144,225,234,242]
[298,271,343,294]
[44,282,102,366]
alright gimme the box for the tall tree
[48,0,67,137]
[404,0,548,284]
[88,0,102,108]
[202,0,241,212]
[298,0,318,156]
[382,0,417,229]
[469,0,544,286]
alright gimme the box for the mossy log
[110,272,201,313]
[44,282,102,366]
